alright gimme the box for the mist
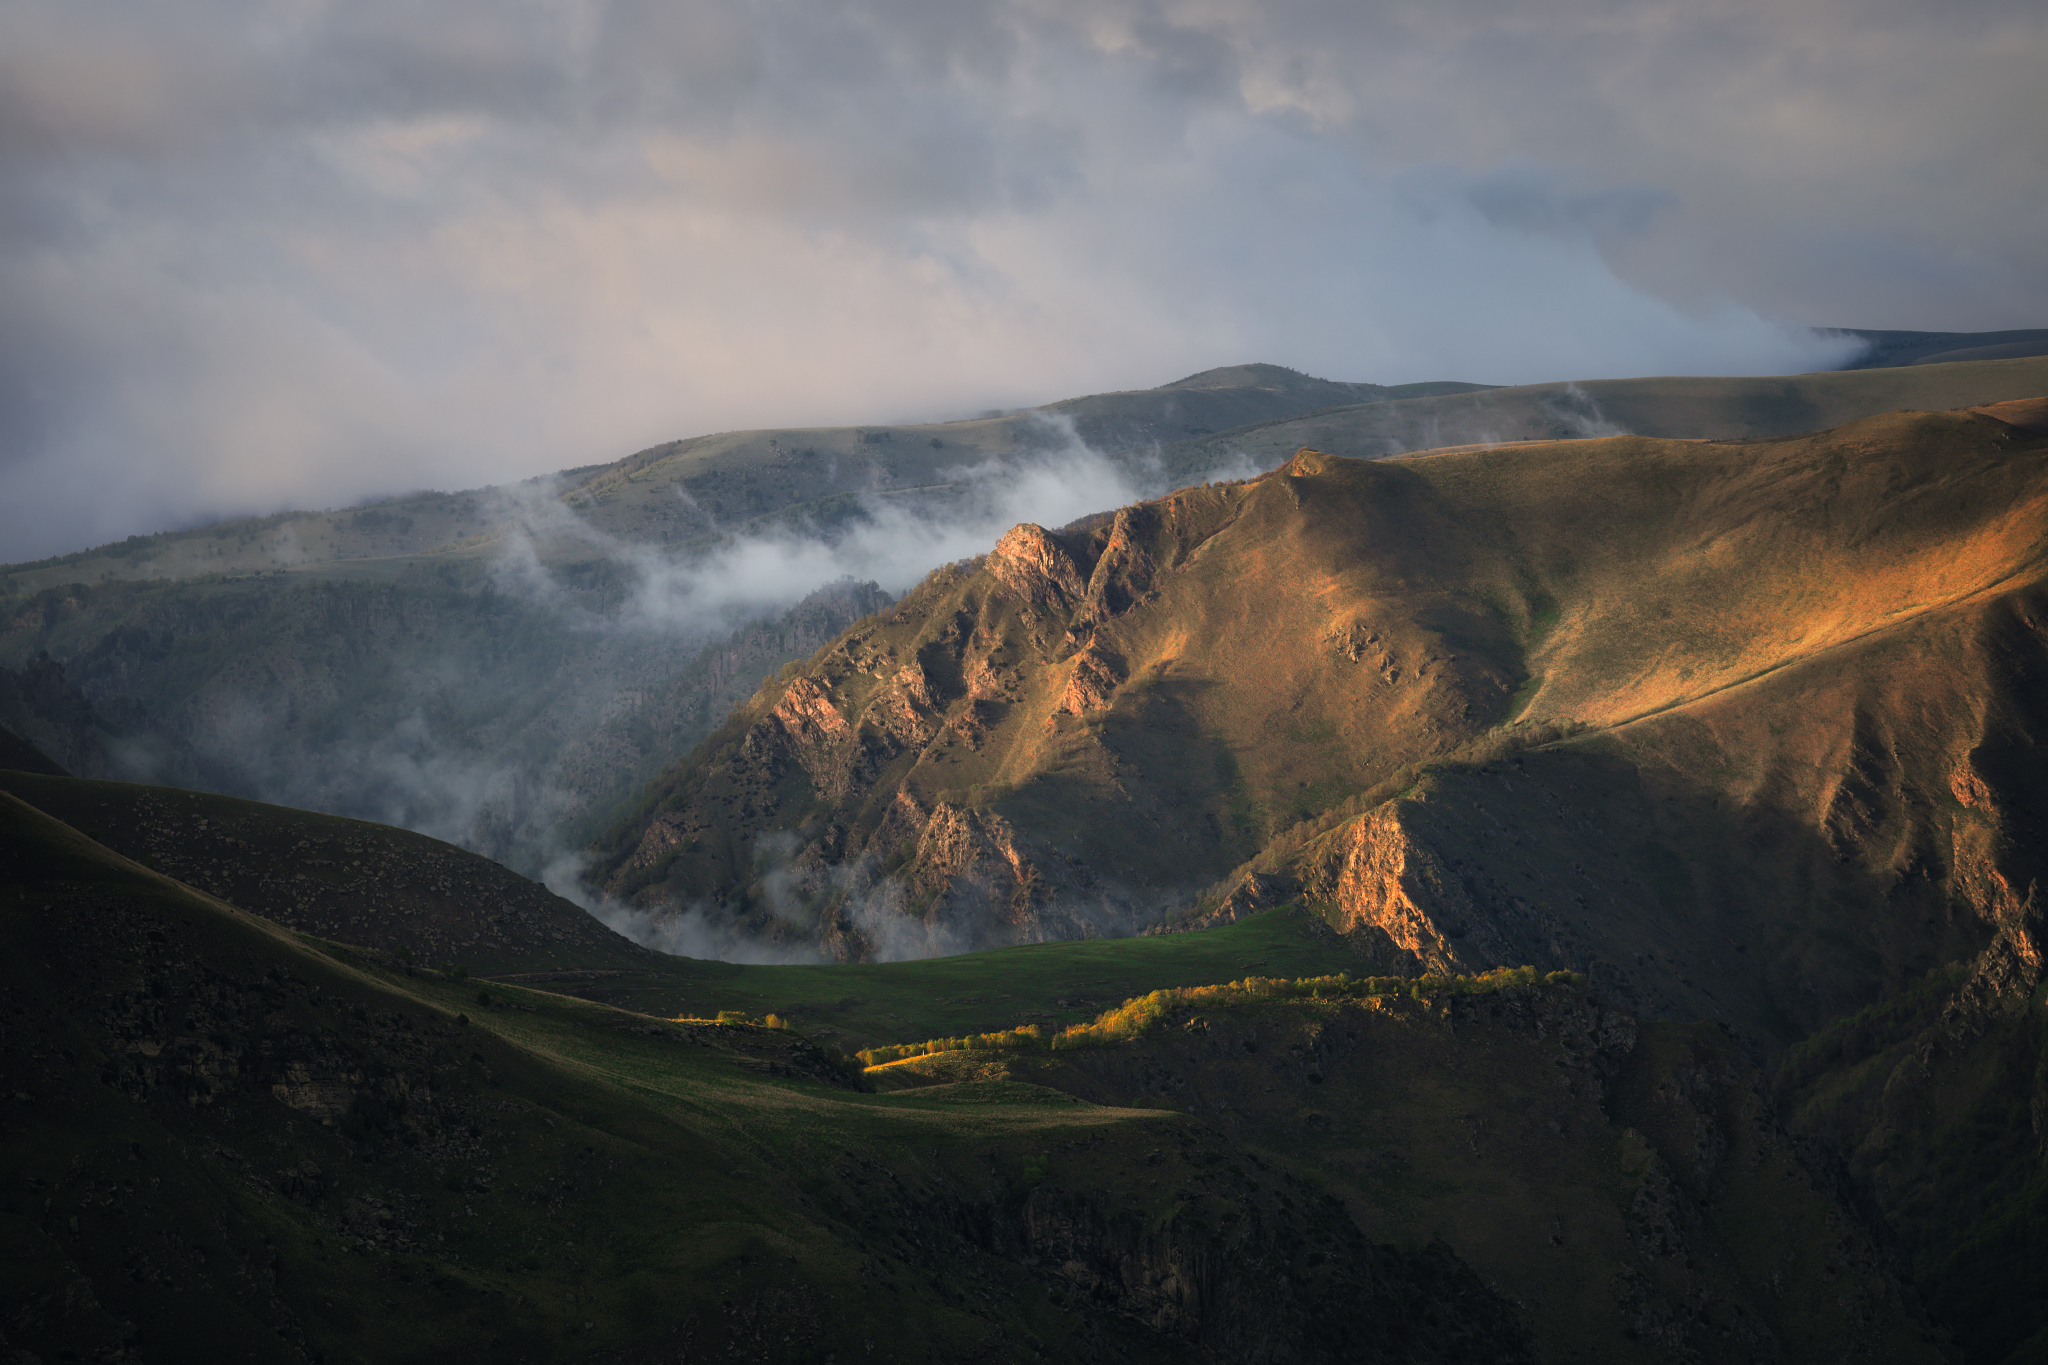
[13,413,1233,959]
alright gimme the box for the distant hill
[8,342,2042,595]
[1832,326,2048,368]
[0,363,1481,594]
[1152,353,2048,483]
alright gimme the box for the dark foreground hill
[1,790,1543,1363]
[4,785,1944,1363]
[0,770,651,975]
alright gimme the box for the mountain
[573,392,2048,1359]
[590,400,2046,993]
[4,356,2044,883]
[9,379,2046,1359]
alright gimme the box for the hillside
[3,784,1939,1363]
[1153,354,2048,483]
[0,785,1553,1364]
[573,393,2048,1358]
[0,574,892,870]
[868,981,1941,1363]
[0,770,651,975]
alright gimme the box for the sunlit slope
[1161,354,2048,478]
[0,790,1535,1365]
[592,399,2048,979]
[1404,403,2048,725]
[1293,573,2047,1040]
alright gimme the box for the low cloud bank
[8,0,2018,561]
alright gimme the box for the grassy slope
[0,761,1366,1046]
[0,765,1367,1049]
[574,909,1364,1051]
[4,790,1544,1364]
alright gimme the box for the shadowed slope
[0,790,1538,1365]
[0,722,67,777]
[0,771,652,975]
[871,984,1943,1365]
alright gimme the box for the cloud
[0,0,2040,560]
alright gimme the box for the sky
[2,0,2043,561]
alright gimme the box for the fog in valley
[1,409,1265,958]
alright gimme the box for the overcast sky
[3,0,2043,560]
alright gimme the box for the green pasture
[531,908,1364,1051]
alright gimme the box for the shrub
[857,967,1583,1068]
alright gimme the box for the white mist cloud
[480,413,1170,635]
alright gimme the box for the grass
[568,908,1364,1052]
[854,965,1581,1065]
